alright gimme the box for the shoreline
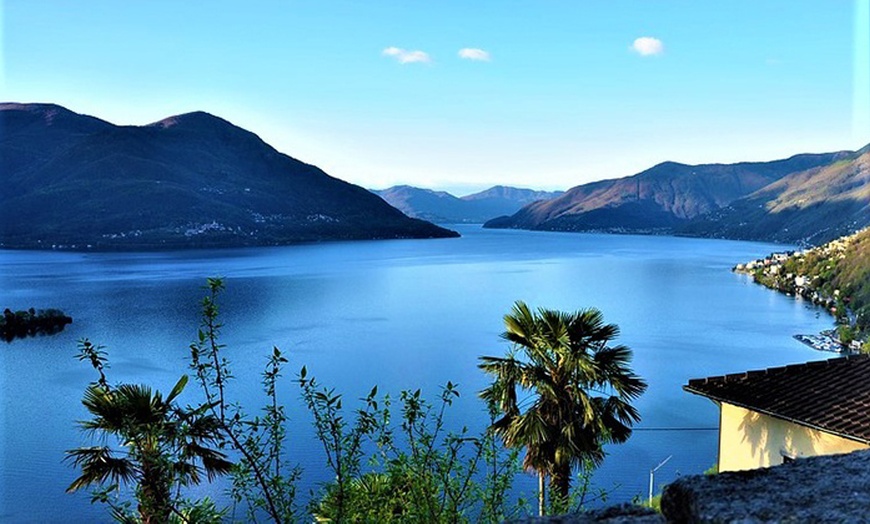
[793,332,853,355]
[733,229,868,354]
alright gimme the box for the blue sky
[3,1,869,195]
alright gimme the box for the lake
[0,225,834,522]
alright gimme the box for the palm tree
[479,301,647,515]
[66,375,233,523]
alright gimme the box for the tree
[188,278,300,523]
[479,301,647,515]
[66,341,233,523]
[303,377,519,523]
[68,280,525,523]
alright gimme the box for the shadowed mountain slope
[0,103,457,250]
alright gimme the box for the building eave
[683,385,870,446]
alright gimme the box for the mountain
[484,149,863,243]
[460,185,564,220]
[372,186,470,223]
[372,185,562,223]
[0,103,458,250]
[680,147,870,244]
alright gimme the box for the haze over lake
[0,226,833,522]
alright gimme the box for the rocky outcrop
[661,449,870,522]
[511,504,663,523]
[513,449,870,522]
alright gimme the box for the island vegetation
[1,307,72,342]
[66,279,646,522]
[735,227,870,352]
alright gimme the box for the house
[684,354,870,472]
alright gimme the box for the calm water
[0,226,833,522]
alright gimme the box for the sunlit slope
[486,145,869,244]
[683,146,870,243]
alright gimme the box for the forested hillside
[737,228,870,348]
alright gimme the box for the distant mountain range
[486,147,870,244]
[7,102,866,249]
[0,103,458,250]
[372,185,563,223]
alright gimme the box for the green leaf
[167,375,189,403]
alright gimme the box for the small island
[1,308,73,342]
[734,228,869,353]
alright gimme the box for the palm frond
[480,300,645,496]
[166,375,189,404]
[199,453,234,481]
[65,447,137,492]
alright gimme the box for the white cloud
[631,37,664,56]
[382,47,431,64]
[458,48,491,61]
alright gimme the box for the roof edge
[683,385,870,446]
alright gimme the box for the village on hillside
[734,228,870,353]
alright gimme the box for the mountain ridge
[682,148,870,244]
[373,185,563,223]
[0,103,458,250]
[484,147,867,244]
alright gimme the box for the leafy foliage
[479,301,647,515]
[66,340,232,523]
[182,278,522,522]
[188,278,299,523]
[305,379,521,523]
[67,280,642,523]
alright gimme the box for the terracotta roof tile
[684,354,870,443]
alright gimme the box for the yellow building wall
[718,402,868,472]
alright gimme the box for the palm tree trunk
[139,459,172,524]
[538,471,546,516]
[550,462,572,508]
